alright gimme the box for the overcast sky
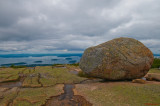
[0,0,160,54]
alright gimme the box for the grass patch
[22,69,34,75]
[21,66,86,87]
[12,84,64,106]
[36,66,86,86]
[12,101,33,106]
[148,68,160,74]
[0,66,87,105]
[0,87,19,106]
[0,66,6,68]
[10,64,27,68]
[52,64,64,67]
[40,78,57,87]
[111,84,160,105]
[75,83,160,106]
[0,68,25,82]
[22,76,41,87]
[0,66,86,87]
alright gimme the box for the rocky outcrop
[145,73,160,81]
[80,37,154,80]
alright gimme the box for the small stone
[132,79,146,84]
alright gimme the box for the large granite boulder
[79,37,154,80]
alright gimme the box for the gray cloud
[0,0,160,54]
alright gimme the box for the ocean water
[0,53,82,67]
[153,54,160,58]
[0,53,159,67]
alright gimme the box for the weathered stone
[132,79,146,84]
[145,73,160,81]
[80,37,154,80]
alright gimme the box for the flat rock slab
[145,73,160,81]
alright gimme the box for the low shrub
[10,64,26,68]
[151,58,160,68]
[69,63,79,66]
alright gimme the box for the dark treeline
[151,58,160,68]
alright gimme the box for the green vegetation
[52,64,62,66]
[0,66,86,87]
[0,65,86,106]
[78,71,90,78]
[36,66,86,86]
[0,66,6,68]
[0,85,63,106]
[52,64,65,67]
[151,58,160,68]
[65,64,79,70]
[22,69,34,75]
[0,68,25,82]
[75,83,160,106]
[0,87,19,106]
[21,66,86,87]
[148,68,160,73]
[13,85,63,106]
[10,64,26,68]
[22,76,41,87]
[1,65,160,106]
[69,63,79,66]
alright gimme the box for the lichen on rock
[80,37,154,80]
